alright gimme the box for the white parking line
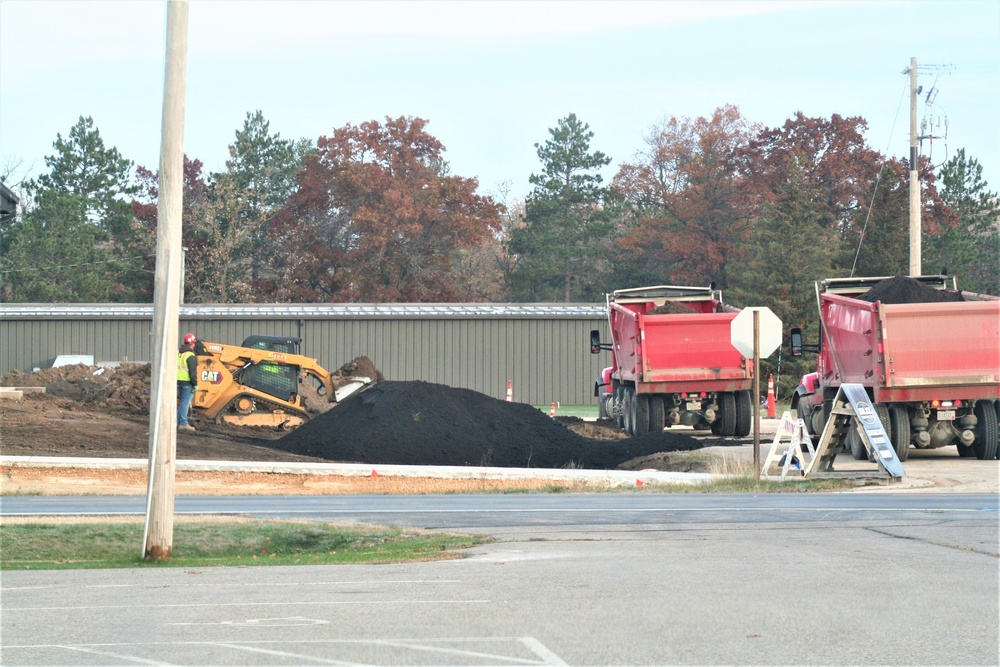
[7,599,491,612]
[7,637,568,666]
[53,645,171,666]
[209,642,358,665]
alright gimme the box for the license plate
[937,409,955,420]
[686,401,701,411]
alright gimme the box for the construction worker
[177,333,199,432]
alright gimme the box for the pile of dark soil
[647,302,696,315]
[274,380,702,469]
[858,276,964,304]
[332,356,384,383]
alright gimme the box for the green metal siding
[1,307,611,405]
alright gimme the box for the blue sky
[2,0,998,206]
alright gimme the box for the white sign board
[730,307,782,358]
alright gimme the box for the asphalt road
[2,493,998,666]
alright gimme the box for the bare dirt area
[0,363,720,496]
[2,364,996,497]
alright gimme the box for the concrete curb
[0,456,721,487]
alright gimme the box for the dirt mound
[1,363,152,415]
[299,356,384,415]
[647,302,696,315]
[858,276,964,304]
[273,380,702,469]
[4,356,385,419]
[333,356,384,383]
[554,416,626,440]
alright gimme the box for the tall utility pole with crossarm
[907,57,921,277]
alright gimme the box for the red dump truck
[790,275,1000,461]
[590,285,754,437]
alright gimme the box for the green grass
[534,404,598,419]
[0,520,490,571]
[633,477,856,493]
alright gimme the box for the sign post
[730,307,782,470]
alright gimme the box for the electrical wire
[851,76,909,278]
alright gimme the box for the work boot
[178,425,196,433]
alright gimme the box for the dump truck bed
[609,290,751,393]
[820,291,1000,402]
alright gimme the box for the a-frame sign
[805,383,906,479]
[760,412,814,480]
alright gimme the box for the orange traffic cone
[766,374,776,418]
[506,380,513,402]
[549,402,557,417]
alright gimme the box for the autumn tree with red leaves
[261,116,503,302]
[612,105,756,289]
[131,157,228,302]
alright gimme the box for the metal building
[0,303,612,405]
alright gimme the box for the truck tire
[598,391,613,421]
[650,395,665,433]
[848,427,868,460]
[995,400,1000,460]
[734,391,752,437]
[633,394,651,435]
[874,403,891,447]
[889,405,911,462]
[614,386,626,429]
[712,393,736,436]
[972,400,999,460]
[622,388,634,435]
[957,443,977,457]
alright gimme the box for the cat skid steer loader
[191,335,373,429]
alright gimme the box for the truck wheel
[622,388,634,435]
[957,443,977,457]
[650,396,665,433]
[713,393,736,436]
[734,391,752,437]
[598,392,612,421]
[614,386,626,429]
[848,427,868,460]
[633,394,651,435]
[972,400,999,460]
[889,405,911,462]
[995,401,1000,460]
[874,403,891,447]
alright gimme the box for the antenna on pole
[903,58,954,278]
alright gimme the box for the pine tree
[2,116,142,301]
[507,114,615,302]
[1,189,116,301]
[929,149,1000,294]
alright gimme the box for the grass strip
[1,519,490,570]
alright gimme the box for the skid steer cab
[191,335,373,429]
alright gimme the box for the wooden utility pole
[908,56,921,277]
[143,0,189,561]
[752,310,761,469]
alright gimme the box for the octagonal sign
[730,307,782,358]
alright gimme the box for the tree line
[1,108,997,394]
